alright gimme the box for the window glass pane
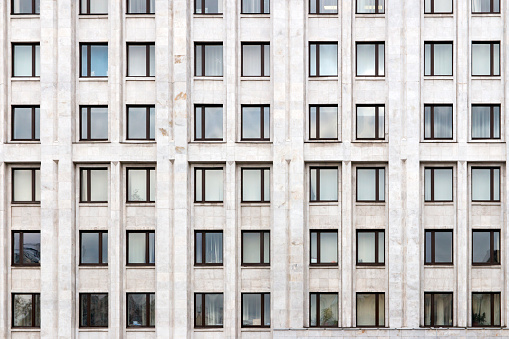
[242,0,261,13]
[128,233,146,263]
[319,0,338,13]
[472,106,491,138]
[14,45,33,77]
[263,107,270,139]
[204,169,223,201]
[205,294,223,326]
[149,232,155,263]
[14,0,34,13]
[195,45,203,76]
[89,107,108,140]
[128,169,146,201]
[310,44,317,76]
[263,45,270,76]
[128,0,148,13]
[243,232,261,264]
[205,0,222,13]
[34,107,40,140]
[128,107,147,139]
[195,294,203,326]
[357,44,375,76]
[494,293,501,325]
[80,294,89,326]
[494,231,500,263]
[320,232,337,264]
[90,45,108,76]
[434,44,452,76]
[195,107,202,139]
[357,169,376,201]
[433,106,452,139]
[472,44,491,76]
[127,294,147,326]
[90,0,108,13]
[319,44,337,76]
[357,107,376,139]
[319,168,338,201]
[81,233,99,264]
[150,0,155,13]
[243,45,261,76]
[310,169,317,201]
[243,169,262,202]
[320,107,338,139]
[493,43,500,75]
[13,107,33,140]
[204,107,223,139]
[472,231,491,263]
[149,107,155,140]
[358,232,375,263]
[378,294,385,326]
[195,233,203,264]
[378,44,384,76]
[425,231,432,263]
[242,294,261,326]
[22,232,40,264]
[493,168,500,201]
[310,294,317,326]
[264,169,270,202]
[424,169,431,201]
[35,45,40,76]
[434,232,452,263]
[13,295,33,327]
[424,106,431,138]
[242,107,261,139]
[493,106,500,138]
[425,44,431,75]
[102,233,108,264]
[205,45,223,76]
[149,294,155,326]
[319,294,338,326]
[472,168,491,201]
[13,233,20,264]
[81,108,88,140]
[205,233,223,263]
[13,169,33,202]
[263,232,270,263]
[434,0,452,12]
[424,293,432,325]
[263,294,270,325]
[378,169,385,200]
[357,294,376,326]
[357,0,376,13]
[378,232,384,263]
[89,294,108,327]
[149,169,155,201]
[378,107,384,138]
[81,45,88,77]
[35,169,40,201]
[472,0,492,12]
[128,45,147,76]
[472,293,492,326]
[149,45,155,76]
[195,169,203,201]
[433,168,452,201]
[89,169,108,202]
[310,232,317,263]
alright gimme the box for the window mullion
[146,45,150,76]
[260,107,264,140]
[316,169,321,201]
[20,233,24,265]
[375,43,378,76]
[202,232,206,263]
[317,232,321,263]
[375,169,379,202]
[374,231,379,264]
[316,107,320,139]
[490,43,494,76]
[375,107,379,139]
[430,44,434,76]
[260,231,264,263]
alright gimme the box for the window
[241,168,270,203]
[12,168,40,203]
[424,168,453,202]
[424,105,453,140]
[310,167,338,202]
[309,43,338,77]
[127,231,155,265]
[356,168,385,202]
[242,43,270,77]
[195,43,223,77]
[425,42,453,76]
[471,167,500,202]
[309,105,338,140]
[127,293,155,327]
[194,293,223,328]
[241,293,270,327]
[356,105,384,140]
[356,293,384,327]
[127,106,155,141]
[12,231,40,266]
[126,168,155,202]
[12,106,39,141]
[472,230,500,265]
[310,0,338,14]
[12,293,40,328]
[79,293,108,328]
[424,0,452,14]
[195,168,224,203]
[356,0,384,14]
[80,106,108,141]
[356,230,384,266]
[356,42,384,77]
[472,292,500,327]
[241,105,270,141]
[80,0,108,14]
[127,43,155,77]
[195,0,223,14]
[80,43,108,77]
[127,0,154,14]
[472,0,499,13]
[425,230,453,265]
[194,105,223,141]
[80,168,108,203]
[12,0,39,14]
[80,231,108,265]
[195,231,223,266]
[472,105,500,140]
[310,230,338,265]
[12,43,39,77]
[424,293,453,327]
[472,42,500,76]
[241,0,269,13]
[242,231,270,266]
[310,293,338,327]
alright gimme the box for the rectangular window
[309,42,338,77]
[241,168,270,203]
[425,0,453,14]
[80,168,108,203]
[356,230,384,266]
[310,167,338,202]
[241,105,270,141]
[12,0,40,14]
[127,231,155,266]
[195,0,223,14]
[472,292,500,327]
[241,0,269,13]
[241,293,270,327]
[195,231,223,266]
[127,43,155,77]
[127,0,154,14]
[80,43,108,77]
[12,231,40,266]
[310,230,338,265]
[195,293,223,328]
[472,0,500,13]
[472,105,500,140]
[79,293,108,328]
[309,105,338,140]
[242,43,270,77]
[80,0,108,14]
[12,293,40,328]
[80,231,108,265]
[472,230,500,265]
[471,167,500,202]
[80,106,108,141]
[195,168,224,203]
[310,293,339,327]
[356,42,384,77]
[425,42,453,76]
[126,168,155,202]
[356,105,385,140]
[424,167,453,202]
[356,0,384,14]
[12,43,39,77]
[127,106,155,141]
[194,105,223,141]
[472,42,500,76]
[310,0,338,14]
[424,105,453,140]
[425,230,453,265]
[356,293,384,327]
[242,231,270,266]
[195,43,223,77]
[356,168,385,202]
[127,293,155,327]
[424,293,453,327]
[12,168,40,203]
[12,106,40,141]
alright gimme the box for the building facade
[1,0,509,337]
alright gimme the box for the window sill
[126,328,155,332]
[471,265,501,269]
[424,202,454,206]
[355,202,385,206]
[421,140,456,143]
[471,13,501,17]
[308,14,339,18]
[11,77,40,81]
[424,76,454,80]
[237,140,272,144]
[424,14,454,18]
[471,202,501,206]
[126,202,155,207]
[471,76,501,80]
[356,265,385,269]
[120,141,156,144]
[424,264,454,268]
[308,76,338,81]
[194,328,224,332]
[240,202,270,207]
[7,141,40,144]
[309,265,338,269]
[11,266,40,270]
[241,77,270,81]
[11,203,40,207]
[79,202,108,207]
[240,14,270,18]
[125,14,155,18]
[79,77,108,82]
[194,76,224,81]
[126,265,155,269]
[10,14,40,19]
[74,140,110,144]
[241,266,270,270]
[194,265,223,269]
[355,14,385,18]
[79,15,108,19]
[194,202,224,206]
[241,328,271,332]
[79,328,108,332]
[309,201,339,207]
[355,77,385,81]
[191,141,226,144]
[126,77,155,81]
[193,14,223,18]
[79,265,108,270]
[11,328,40,332]
[352,140,387,143]
[468,139,504,143]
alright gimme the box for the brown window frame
[194,293,224,328]
[11,0,40,14]
[194,167,224,203]
[424,42,453,76]
[309,105,338,141]
[424,0,453,14]
[309,0,338,14]
[79,0,108,14]
[356,167,385,202]
[241,293,270,328]
[11,106,39,141]
[80,43,108,78]
[471,292,500,327]
[471,104,501,140]
[79,106,108,141]
[472,0,500,14]
[241,105,270,141]
[472,229,500,266]
[79,293,108,328]
[356,104,385,140]
[12,167,40,204]
[194,42,223,77]
[309,166,338,202]
[126,0,154,14]
[309,42,338,77]
[126,42,155,77]
[425,230,453,265]
[79,231,108,266]
[471,167,500,202]
[424,104,453,140]
[126,167,155,203]
[241,42,270,77]
[424,167,454,202]
[356,42,385,77]
[126,105,155,141]
[80,167,108,203]
[356,292,385,328]
[194,230,223,266]
[126,230,155,266]
[194,104,223,141]
[126,293,155,328]
[309,292,339,327]
[241,230,270,266]
[194,0,223,14]
[424,292,453,327]
[310,229,338,266]
[356,230,385,266]
[241,0,269,14]
[11,231,40,267]
[241,167,270,203]
[12,43,39,78]
[472,42,500,76]
[356,0,384,14]
[12,293,40,328]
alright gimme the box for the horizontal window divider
[308,77,339,81]
[78,329,109,332]
[193,328,224,332]
[10,77,40,81]
[194,265,223,270]
[471,76,502,80]
[355,202,385,206]
[240,202,270,207]
[78,78,108,82]
[194,202,224,206]
[240,77,270,81]
[10,15,40,18]
[125,328,156,332]
[355,14,385,18]
[241,265,270,269]
[355,265,385,269]
[239,14,270,18]
[354,77,385,81]
[193,14,224,17]
[78,265,108,269]
[423,76,454,80]
[125,265,156,269]
[125,14,155,18]
[193,77,224,81]
[423,14,454,17]
[125,77,155,81]
[423,264,454,268]
[125,202,155,206]
[78,15,108,19]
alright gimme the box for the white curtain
[204,0,223,13]
[243,170,262,201]
[472,0,491,12]
[205,294,223,325]
[243,233,261,263]
[310,169,317,201]
[433,168,452,201]
[128,107,147,139]
[34,108,40,140]
[128,233,146,263]
[472,43,491,76]
[433,106,452,138]
[425,44,431,75]
[378,232,384,263]
[424,294,432,325]
[357,106,376,139]
[434,232,452,263]
[426,0,452,13]
[472,231,490,263]
[434,44,452,76]
[205,169,223,201]
[378,44,384,76]
[149,169,155,201]
[357,169,376,201]
[320,232,337,263]
[310,44,317,76]
[319,294,338,326]
[149,232,155,263]
[242,0,260,13]
[13,169,32,202]
[434,294,452,326]
[90,107,108,140]
[319,44,338,76]
[205,233,223,263]
[319,0,337,13]
[204,107,223,139]
[242,107,261,139]
[102,233,108,264]
[13,107,32,140]
[472,106,491,138]
[357,0,376,13]
[14,0,33,13]
[205,45,223,76]
[358,232,375,263]
[263,45,270,76]
[319,168,338,201]
[90,45,108,77]
[472,294,492,326]
[128,45,147,76]
[357,294,375,326]
[35,45,40,76]
[472,168,490,201]
[129,0,147,13]
[90,0,108,13]
[310,232,318,263]
[357,44,375,76]
[242,294,261,325]
[90,169,108,201]
[263,107,270,139]
[243,45,262,75]
[81,233,99,263]
[149,45,155,76]
[35,169,40,201]
[263,169,270,201]
[128,169,146,201]
[320,107,337,139]
[14,45,33,77]
[13,295,33,327]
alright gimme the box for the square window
[127,293,155,327]
[241,168,270,203]
[356,42,384,77]
[80,0,108,14]
[12,43,39,77]
[356,168,385,202]
[309,42,338,77]
[242,231,270,266]
[424,167,453,202]
[424,42,453,76]
[127,231,155,265]
[425,230,453,265]
[12,293,40,328]
[80,231,108,265]
[12,0,40,14]
[356,230,384,266]
[241,105,270,141]
[356,105,384,140]
[471,167,500,202]
[309,105,338,140]
[12,106,40,141]
[424,105,453,140]
[195,168,224,203]
[310,293,339,327]
[310,230,338,265]
[356,0,384,13]
[195,0,223,13]
[194,105,223,141]
[127,43,155,77]
[127,106,155,140]
[127,0,154,14]
[472,292,500,327]
[12,168,40,203]
[80,168,108,203]
[424,0,453,13]
[195,293,224,328]
[472,42,500,76]
[241,293,270,327]
[472,0,499,13]
[242,43,270,77]
[472,230,500,265]
[80,106,108,141]
[195,231,223,265]
[195,43,223,76]
[356,293,384,327]
[80,43,108,77]
[424,293,453,327]
[126,168,155,202]
[79,293,108,328]
[310,0,338,14]
[310,167,338,202]
[12,231,40,266]
[472,105,500,139]
[241,0,269,13]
